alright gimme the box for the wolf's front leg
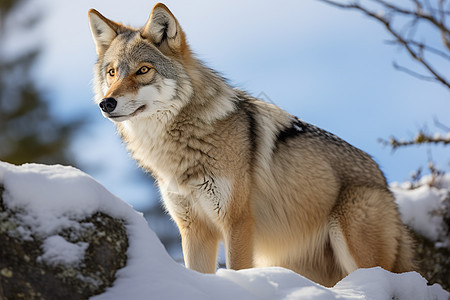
[179,218,220,273]
[224,212,254,270]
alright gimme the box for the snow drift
[0,162,448,299]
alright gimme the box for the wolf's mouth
[109,105,147,121]
[130,105,147,116]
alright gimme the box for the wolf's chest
[160,175,233,224]
[119,119,234,223]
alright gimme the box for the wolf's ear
[88,9,121,55]
[141,3,188,55]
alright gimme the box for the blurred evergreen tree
[0,0,83,165]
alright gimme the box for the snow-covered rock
[0,162,448,300]
[0,163,129,298]
[392,174,450,247]
[391,174,450,290]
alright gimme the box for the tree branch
[386,38,450,60]
[317,0,450,89]
[392,61,438,81]
[379,131,450,149]
[434,117,450,132]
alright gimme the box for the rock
[0,185,129,300]
[412,229,450,291]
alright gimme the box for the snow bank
[392,174,450,247]
[0,162,448,300]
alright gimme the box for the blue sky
[6,0,449,209]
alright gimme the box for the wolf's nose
[99,97,117,113]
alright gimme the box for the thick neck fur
[116,54,237,182]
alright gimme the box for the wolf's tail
[393,225,417,273]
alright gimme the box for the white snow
[0,161,449,300]
[392,174,450,247]
[37,235,89,267]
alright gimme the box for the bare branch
[434,117,450,131]
[372,0,421,16]
[413,40,450,59]
[379,131,450,149]
[317,0,450,89]
[411,0,423,12]
[316,0,359,10]
[439,0,450,49]
[371,0,450,36]
[393,61,438,81]
[386,39,450,60]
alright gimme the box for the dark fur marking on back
[276,116,305,144]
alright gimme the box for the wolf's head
[88,3,194,123]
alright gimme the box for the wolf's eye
[107,69,115,77]
[136,66,151,75]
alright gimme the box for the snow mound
[392,174,450,247]
[0,162,448,300]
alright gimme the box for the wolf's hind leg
[329,187,404,273]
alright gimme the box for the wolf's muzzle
[99,97,117,113]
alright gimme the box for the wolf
[88,3,415,287]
